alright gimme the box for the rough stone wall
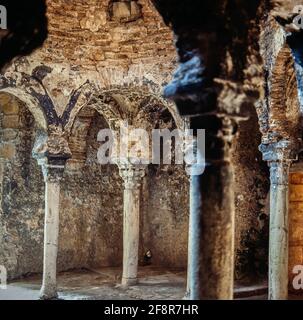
[6,0,177,116]
[59,113,124,270]
[59,111,190,271]
[232,105,270,280]
[141,165,189,268]
[0,96,45,280]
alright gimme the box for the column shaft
[186,174,202,299]
[268,161,290,300]
[40,177,61,299]
[199,162,235,299]
[38,162,65,300]
[122,187,140,286]
[118,162,146,286]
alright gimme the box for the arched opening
[0,92,45,280]
[54,90,189,298]
[59,107,124,276]
[140,108,189,276]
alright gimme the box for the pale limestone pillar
[185,138,202,300]
[118,162,146,286]
[260,141,295,300]
[185,173,202,299]
[38,159,66,300]
[268,160,291,300]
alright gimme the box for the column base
[121,277,138,287]
[183,291,190,300]
[39,286,58,300]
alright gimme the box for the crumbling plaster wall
[0,96,45,280]
[232,106,270,280]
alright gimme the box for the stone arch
[0,89,45,279]
[92,87,183,130]
[63,83,184,135]
[63,86,189,275]
[60,104,124,272]
[61,81,95,132]
[269,45,301,140]
[0,88,48,131]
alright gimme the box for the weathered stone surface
[2,116,20,129]
[0,144,16,160]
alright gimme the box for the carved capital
[190,114,240,164]
[269,161,292,186]
[259,140,297,186]
[259,140,297,163]
[33,129,70,184]
[32,126,72,161]
[117,161,146,190]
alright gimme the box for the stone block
[0,99,19,115]
[0,143,16,159]
[1,129,18,141]
[111,1,141,21]
[112,2,131,19]
[130,1,141,17]
[2,115,20,129]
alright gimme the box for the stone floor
[0,267,186,300]
[0,267,302,300]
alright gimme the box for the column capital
[190,114,242,165]
[259,140,298,163]
[259,140,298,186]
[32,130,71,183]
[117,160,147,190]
[37,157,67,183]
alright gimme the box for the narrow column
[118,162,146,286]
[260,141,295,300]
[268,160,291,300]
[185,138,202,300]
[38,158,66,300]
[185,173,202,299]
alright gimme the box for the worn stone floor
[0,267,302,300]
[0,267,186,300]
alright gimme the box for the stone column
[186,173,202,299]
[199,116,236,300]
[260,141,295,300]
[118,162,146,286]
[185,138,202,300]
[184,115,237,300]
[38,158,66,300]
